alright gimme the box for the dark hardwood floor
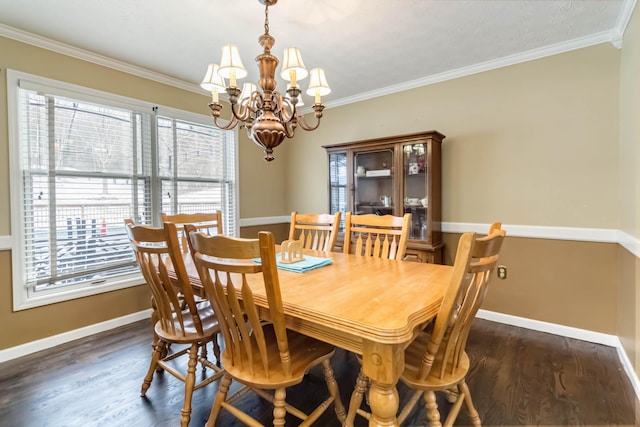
[0,318,637,426]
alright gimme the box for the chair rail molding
[0,235,12,250]
[442,222,619,243]
[239,215,291,227]
[618,230,640,258]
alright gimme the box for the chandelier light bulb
[200,64,227,103]
[218,45,247,88]
[280,47,308,88]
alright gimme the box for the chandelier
[201,0,331,161]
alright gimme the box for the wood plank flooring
[0,318,637,426]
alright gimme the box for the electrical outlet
[497,265,507,279]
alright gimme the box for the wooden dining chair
[345,227,506,427]
[124,219,224,427]
[343,212,411,260]
[161,211,223,253]
[288,211,342,252]
[488,221,502,234]
[187,228,347,427]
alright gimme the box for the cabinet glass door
[354,149,393,215]
[403,143,428,240]
[328,151,347,208]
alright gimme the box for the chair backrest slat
[125,219,204,336]
[417,226,506,380]
[188,227,292,378]
[162,212,223,254]
[289,211,342,252]
[343,213,411,260]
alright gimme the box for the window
[7,70,237,310]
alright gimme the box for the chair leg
[344,370,369,427]
[459,381,481,427]
[444,386,459,403]
[180,344,198,427]
[321,359,346,423]
[423,390,442,427]
[212,334,222,366]
[199,341,209,370]
[205,374,232,427]
[150,298,166,371]
[141,340,165,396]
[273,388,287,427]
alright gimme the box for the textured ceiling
[0,0,633,108]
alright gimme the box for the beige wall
[289,44,620,228]
[287,43,622,335]
[0,36,287,350]
[237,132,289,219]
[443,233,618,333]
[618,5,640,372]
[0,21,636,358]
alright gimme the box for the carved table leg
[368,380,400,426]
[361,340,404,427]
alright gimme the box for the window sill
[13,275,147,311]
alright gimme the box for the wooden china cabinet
[323,131,445,263]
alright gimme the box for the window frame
[7,69,238,311]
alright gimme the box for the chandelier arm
[242,123,253,139]
[279,97,297,123]
[296,113,322,131]
[251,91,263,116]
[230,102,253,124]
[283,120,296,138]
[212,114,240,131]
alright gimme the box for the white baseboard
[615,337,640,403]
[477,309,640,402]
[476,309,620,346]
[0,309,152,363]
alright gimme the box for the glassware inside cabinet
[403,143,428,239]
[354,149,393,215]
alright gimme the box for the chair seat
[402,330,471,390]
[155,301,220,344]
[221,323,336,389]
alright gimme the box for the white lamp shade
[280,47,308,82]
[239,82,257,105]
[306,68,331,96]
[218,45,248,79]
[200,64,227,93]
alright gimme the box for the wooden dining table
[172,248,453,427]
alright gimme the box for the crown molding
[616,0,639,40]
[0,24,203,95]
[326,29,620,109]
[3,3,636,110]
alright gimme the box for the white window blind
[8,70,237,308]
[157,116,237,233]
